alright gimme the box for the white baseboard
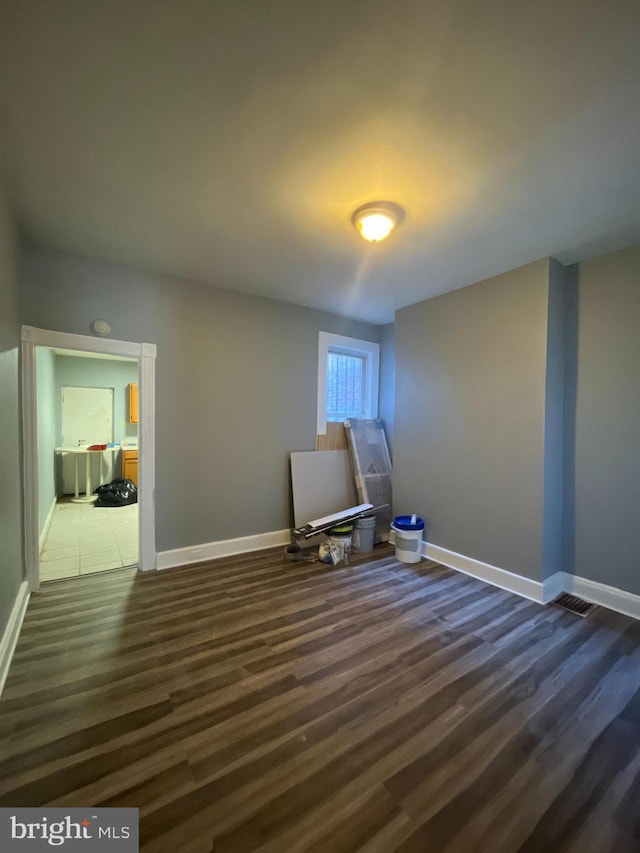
[157,528,291,571]
[423,542,546,603]
[416,541,640,620]
[38,496,57,555]
[542,571,565,604]
[0,581,30,697]
[560,572,640,621]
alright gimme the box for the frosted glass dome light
[352,201,404,243]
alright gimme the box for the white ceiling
[1,0,639,324]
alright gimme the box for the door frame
[21,325,157,591]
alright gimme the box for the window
[326,351,365,420]
[317,332,379,435]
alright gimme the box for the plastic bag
[318,539,340,565]
[94,478,138,507]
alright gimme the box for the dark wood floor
[1,546,640,852]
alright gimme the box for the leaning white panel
[290,450,357,529]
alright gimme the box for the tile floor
[39,498,138,582]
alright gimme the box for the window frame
[317,331,379,436]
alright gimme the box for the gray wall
[378,322,395,455]
[19,243,380,552]
[36,347,57,540]
[572,244,640,595]
[0,182,23,633]
[562,264,579,578]
[394,259,552,581]
[541,259,567,580]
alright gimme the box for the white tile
[43,536,78,549]
[80,532,117,543]
[80,551,123,570]
[111,508,138,519]
[114,531,137,542]
[48,527,79,538]
[37,497,139,581]
[50,514,79,525]
[80,543,118,556]
[116,547,138,557]
[80,561,124,575]
[115,543,138,555]
[79,526,108,535]
[40,545,80,561]
[39,556,80,578]
[44,537,78,548]
[47,522,80,536]
[119,547,139,565]
[47,517,77,528]
[40,567,80,582]
[47,521,80,536]
[81,524,111,534]
[81,538,118,555]
[51,513,80,523]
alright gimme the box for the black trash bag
[94,478,138,507]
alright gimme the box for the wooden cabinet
[122,450,138,487]
[129,382,139,424]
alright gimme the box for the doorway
[37,349,139,581]
[21,326,156,592]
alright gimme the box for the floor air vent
[553,593,598,617]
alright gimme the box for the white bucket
[390,515,425,564]
[352,516,376,553]
[328,533,351,563]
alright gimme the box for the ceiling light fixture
[352,201,405,243]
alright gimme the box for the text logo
[0,809,138,851]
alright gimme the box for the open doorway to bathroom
[36,347,140,581]
[21,326,156,592]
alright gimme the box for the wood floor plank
[1,543,639,852]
